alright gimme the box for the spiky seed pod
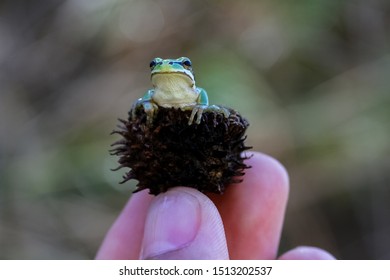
[111,106,251,195]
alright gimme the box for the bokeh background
[1,0,390,259]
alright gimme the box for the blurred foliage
[1,0,390,259]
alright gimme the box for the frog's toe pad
[206,105,230,119]
[189,105,207,125]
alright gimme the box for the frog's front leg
[188,88,231,125]
[188,88,209,125]
[131,89,158,124]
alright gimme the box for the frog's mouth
[151,72,195,88]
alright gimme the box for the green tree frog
[132,57,229,125]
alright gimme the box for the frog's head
[149,57,196,88]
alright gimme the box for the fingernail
[141,189,201,259]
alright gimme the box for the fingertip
[279,246,336,260]
[245,151,290,197]
[141,187,228,260]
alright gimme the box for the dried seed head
[111,107,251,195]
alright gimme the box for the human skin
[96,152,335,260]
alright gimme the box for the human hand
[96,152,335,260]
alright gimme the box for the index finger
[209,152,289,259]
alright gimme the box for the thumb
[140,187,228,259]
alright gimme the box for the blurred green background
[1,0,390,259]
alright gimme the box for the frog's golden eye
[182,59,192,69]
[149,60,157,69]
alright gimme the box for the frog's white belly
[152,76,198,108]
